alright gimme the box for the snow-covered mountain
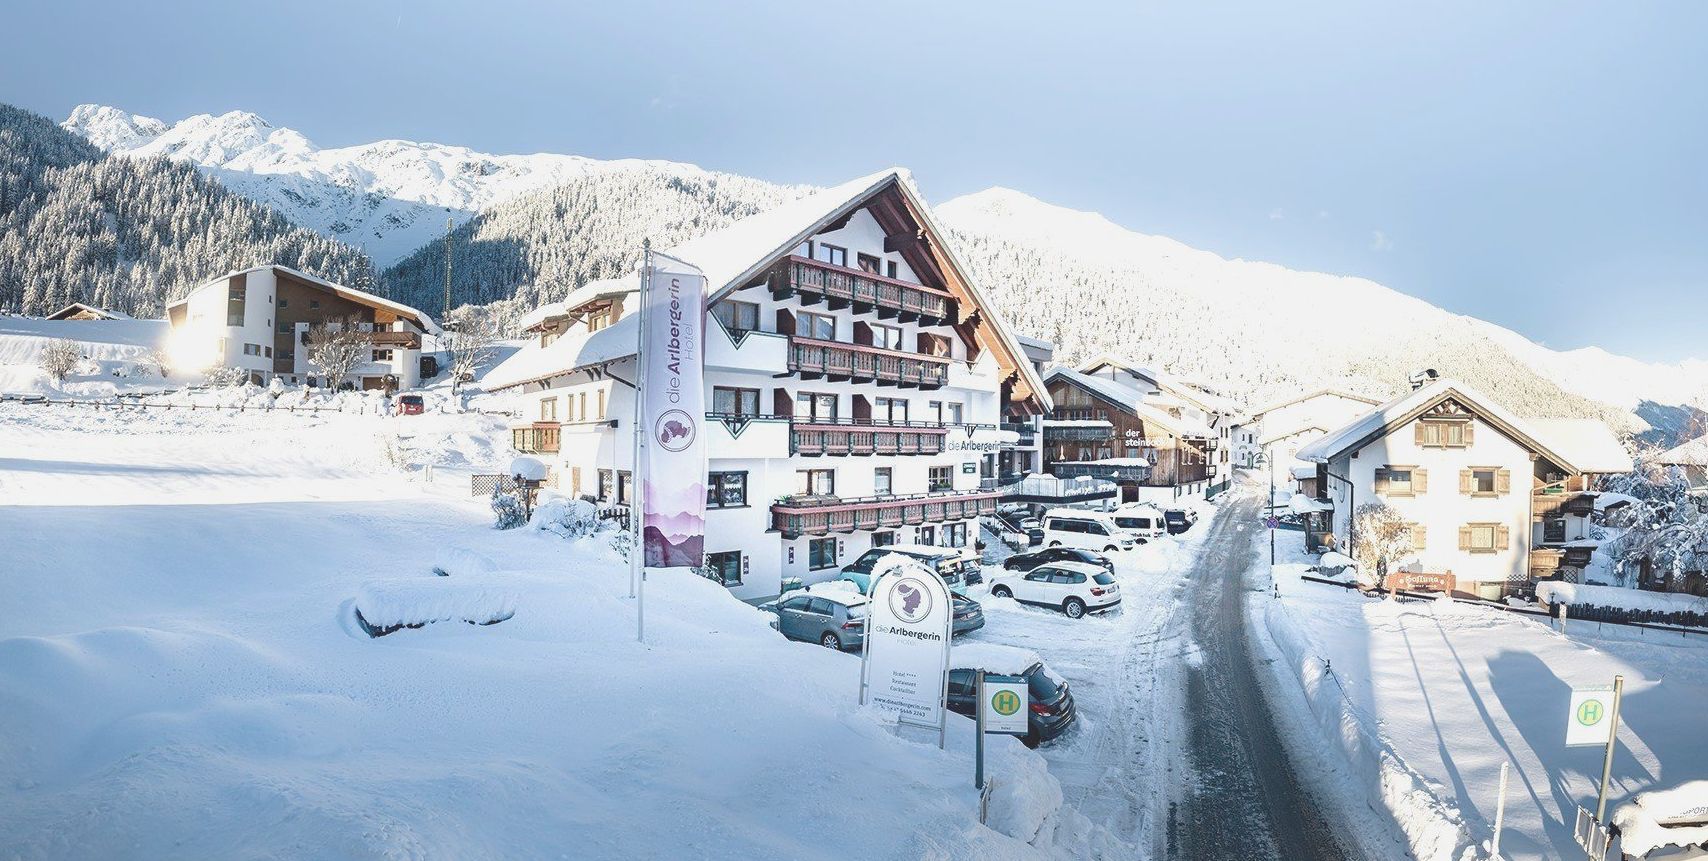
[61,103,1708,439]
[62,104,745,266]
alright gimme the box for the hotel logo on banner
[638,253,708,570]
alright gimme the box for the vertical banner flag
[639,252,708,571]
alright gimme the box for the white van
[1110,504,1167,540]
[1042,508,1137,553]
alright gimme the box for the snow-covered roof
[1259,423,1328,447]
[167,264,441,334]
[45,302,130,320]
[950,642,1046,676]
[1653,434,1708,468]
[1294,378,1627,476]
[1290,465,1317,480]
[1289,493,1332,514]
[1529,419,1633,475]
[481,313,638,391]
[1613,780,1708,858]
[1041,418,1113,428]
[515,277,637,332]
[1248,388,1382,420]
[1014,334,1055,352]
[1045,367,1214,438]
[1075,354,1244,416]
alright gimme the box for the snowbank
[353,577,519,633]
[1253,564,1476,860]
[1536,581,1708,615]
[432,546,497,578]
[1613,781,1708,858]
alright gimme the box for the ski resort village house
[1295,378,1632,598]
[1074,355,1248,487]
[1247,388,1382,489]
[165,265,443,389]
[1042,366,1218,504]
[482,169,1051,599]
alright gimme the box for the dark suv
[945,661,1076,747]
[1163,509,1195,535]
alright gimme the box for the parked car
[760,587,868,651]
[1163,508,1196,535]
[1110,503,1166,540]
[839,544,975,595]
[986,561,1121,618]
[1040,509,1137,554]
[1002,546,1113,575]
[947,643,1077,747]
[397,394,425,415]
[951,594,985,637]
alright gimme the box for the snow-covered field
[1254,546,1708,860]
[0,404,1117,859]
[0,315,177,397]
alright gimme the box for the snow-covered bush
[531,496,599,539]
[491,488,527,530]
[202,366,248,387]
[433,546,497,578]
[267,376,285,398]
[1350,502,1415,590]
[1604,462,1708,592]
[38,338,80,382]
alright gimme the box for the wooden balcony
[771,488,1001,538]
[1533,490,1595,517]
[787,337,949,389]
[370,330,422,349]
[511,421,561,454]
[771,255,955,325]
[791,420,948,456]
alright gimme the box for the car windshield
[1093,573,1115,585]
[1026,664,1060,700]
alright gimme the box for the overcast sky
[8,0,1706,363]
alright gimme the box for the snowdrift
[352,577,518,636]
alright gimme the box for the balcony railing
[771,488,1001,538]
[1042,422,1114,442]
[370,330,422,349]
[1000,421,1038,447]
[772,255,955,324]
[788,337,950,389]
[511,421,561,454]
[1051,460,1152,483]
[792,420,948,456]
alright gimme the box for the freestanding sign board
[860,556,953,747]
[1566,687,1616,747]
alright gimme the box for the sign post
[1593,676,1624,823]
[860,557,953,748]
[975,671,1028,792]
[1565,677,1624,861]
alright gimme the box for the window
[796,469,835,496]
[873,530,896,547]
[873,467,893,496]
[885,261,898,279]
[928,466,953,492]
[794,392,837,421]
[278,322,290,334]
[278,298,289,309]
[713,300,759,334]
[373,349,394,362]
[707,471,748,508]
[227,284,247,327]
[309,299,320,310]
[264,346,272,358]
[795,311,836,341]
[706,551,742,586]
[1378,466,1425,496]
[540,398,557,421]
[919,526,935,545]
[875,397,908,423]
[1418,419,1471,448]
[871,323,903,350]
[815,244,848,267]
[1473,469,1496,494]
[587,307,615,332]
[242,343,263,356]
[1462,467,1508,497]
[617,470,631,504]
[943,522,967,548]
[947,402,963,425]
[808,538,837,570]
[928,401,943,423]
[713,386,760,416]
[596,389,606,419]
[599,469,615,501]
[577,392,587,421]
[1386,469,1413,495]
[857,253,881,274]
[540,330,559,348]
[1462,523,1504,553]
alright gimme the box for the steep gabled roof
[1045,367,1214,438]
[167,264,439,333]
[1248,388,1382,421]
[1295,378,1630,475]
[45,302,129,320]
[1653,434,1708,468]
[1076,353,1243,416]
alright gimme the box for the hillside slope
[0,104,373,318]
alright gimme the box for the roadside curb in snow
[1251,590,1478,861]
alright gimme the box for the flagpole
[632,241,652,643]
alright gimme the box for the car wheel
[820,632,842,650]
[1104,545,1119,553]
[991,585,1013,599]
[1063,598,1086,619]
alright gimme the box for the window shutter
[1412,523,1428,550]
[1495,524,1510,550]
[1374,468,1388,494]
[1459,469,1473,495]
[1414,422,1427,445]
[1413,468,1428,493]
[1458,525,1473,551]
[1495,469,1511,495]
[1461,422,1476,446]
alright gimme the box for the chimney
[1408,368,1439,391]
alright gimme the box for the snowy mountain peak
[62,104,168,151]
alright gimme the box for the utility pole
[442,217,454,320]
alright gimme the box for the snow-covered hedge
[531,496,601,540]
[1536,581,1708,628]
[352,577,518,636]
